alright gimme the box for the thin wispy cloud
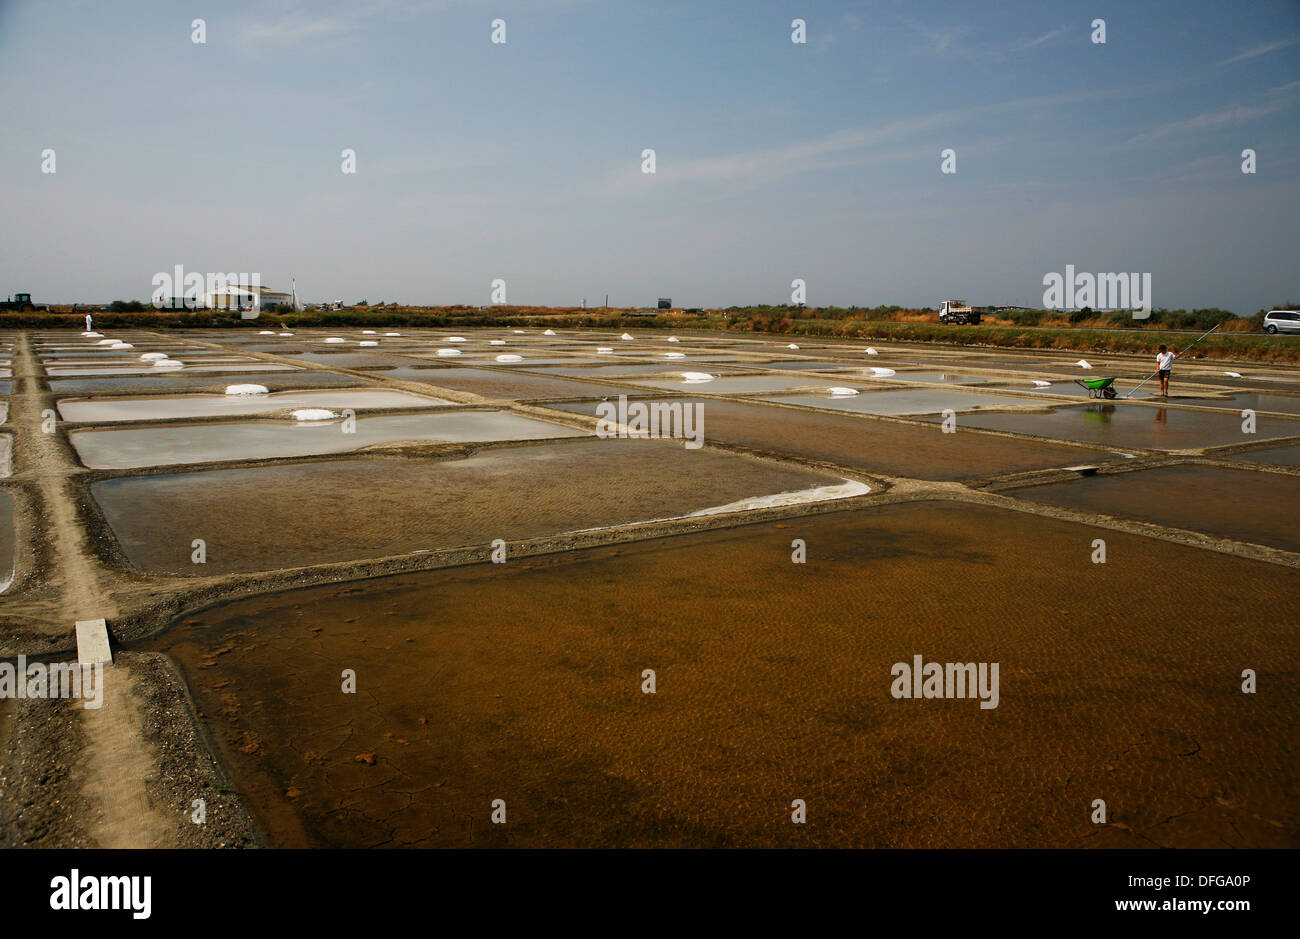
[1129,101,1288,144]
[1216,37,1297,67]
[1020,28,1064,50]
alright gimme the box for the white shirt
[1156,351,1174,370]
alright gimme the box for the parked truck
[938,299,983,325]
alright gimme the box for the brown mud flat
[549,397,1109,480]
[93,439,842,574]
[1010,464,1300,553]
[145,501,1299,848]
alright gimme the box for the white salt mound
[495,354,523,363]
[110,342,133,349]
[226,384,269,395]
[97,339,118,345]
[447,336,467,342]
[436,348,461,356]
[140,352,168,360]
[1076,359,1092,369]
[490,339,506,345]
[787,343,799,350]
[82,332,102,338]
[362,330,376,335]
[869,367,896,377]
[513,330,526,334]
[385,332,401,337]
[864,347,878,355]
[291,409,337,421]
[621,333,634,340]
[1032,380,1052,388]
[597,347,614,354]
[681,372,714,382]
[667,336,679,342]
[664,352,685,358]
[324,337,346,343]
[828,387,859,396]
[543,329,557,336]
[359,340,378,346]
[258,330,275,335]
[153,359,183,368]
[1224,371,1242,378]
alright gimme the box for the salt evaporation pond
[772,388,1048,416]
[57,389,451,423]
[91,438,844,574]
[69,411,589,469]
[1011,465,1300,553]
[47,373,362,395]
[546,397,1111,480]
[1232,444,1300,467]
[0,491,13,593]
[532,364,746,378]
[882,371,994,384]
[142,501,1300,847]
[926,402,1299,450]
[45,363,297,376]
[381,367,629,400]
[0,435,10,477]
[632,375,858,394]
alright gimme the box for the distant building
[657,298,672,310]
[203,284,299,311]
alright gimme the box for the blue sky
[1,0,1297,312]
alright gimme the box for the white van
[1263,310,1300,334]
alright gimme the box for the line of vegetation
[5,301,1296,362]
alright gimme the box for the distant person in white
[1155,344,1176,396]
[84,312,92,331]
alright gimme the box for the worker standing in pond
[84,312,93,332]
[1155,344,1176,396]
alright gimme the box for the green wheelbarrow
[1074,376,1119,399]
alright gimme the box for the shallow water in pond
[69,410,587,469]
[47,373,361,394]
[92,438,839,574]
[773,388,1047,415]
[0,491,13,593]
[546,397,1112,480]
[530,364,744,378]
[382,367,629,399]
[57,389,451,423]
[1232,444,1300,467]
[141,501,1300,848]
[879,371,993,384]
[927,403,1298,449]
[633,375,856,394]
[45,363,297,376]
[1010,465,1300,552]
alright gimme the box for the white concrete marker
[75,619,112,665]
